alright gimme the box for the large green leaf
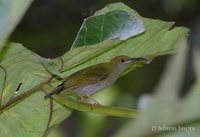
[0,0,33,49]
[60,3,188,78]
[0,43,71,137]
[71,10,145,48]
[112,48,200,137]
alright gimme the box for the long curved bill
[126,57,148,64]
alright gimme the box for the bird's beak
[126,57,147,64]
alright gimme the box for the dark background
[10,0,200,137]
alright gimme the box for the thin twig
[42,98,54,137]
[0,65,7,106]
[0,82,45,114]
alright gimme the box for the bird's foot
[91,101,101,110]
[77,95,101,109]
[78,96,86,103]
[86,95,101,109]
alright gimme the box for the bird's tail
[44,84,64,99]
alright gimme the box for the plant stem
[53,95,138,118]
[0,82,44,114]
[0,79,138,118]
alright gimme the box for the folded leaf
[72,10,145,48]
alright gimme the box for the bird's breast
[74,81,107,96]
[72,67,123,96]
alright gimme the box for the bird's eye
[121,59,125,63]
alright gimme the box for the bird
[44,55,147,100]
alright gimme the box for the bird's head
[110,55,147,69]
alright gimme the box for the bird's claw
[91,102,101,110]
[77,95,101,110]
[78,96,86,103]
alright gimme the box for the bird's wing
[63,63,110,90]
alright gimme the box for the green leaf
[0,43,71,137]
[71,10,145,48]
[112,48,200,137]
[0,0,33,49]
[60,3,188,78]
[0,42,138,137]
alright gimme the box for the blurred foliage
[0,0,33,49]
[113,47,200,137]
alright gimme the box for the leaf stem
[53,95,138,118]
[0,79,138,118]
[0,77,138,118]
[0,65,7,106]
[0,82,44,114]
